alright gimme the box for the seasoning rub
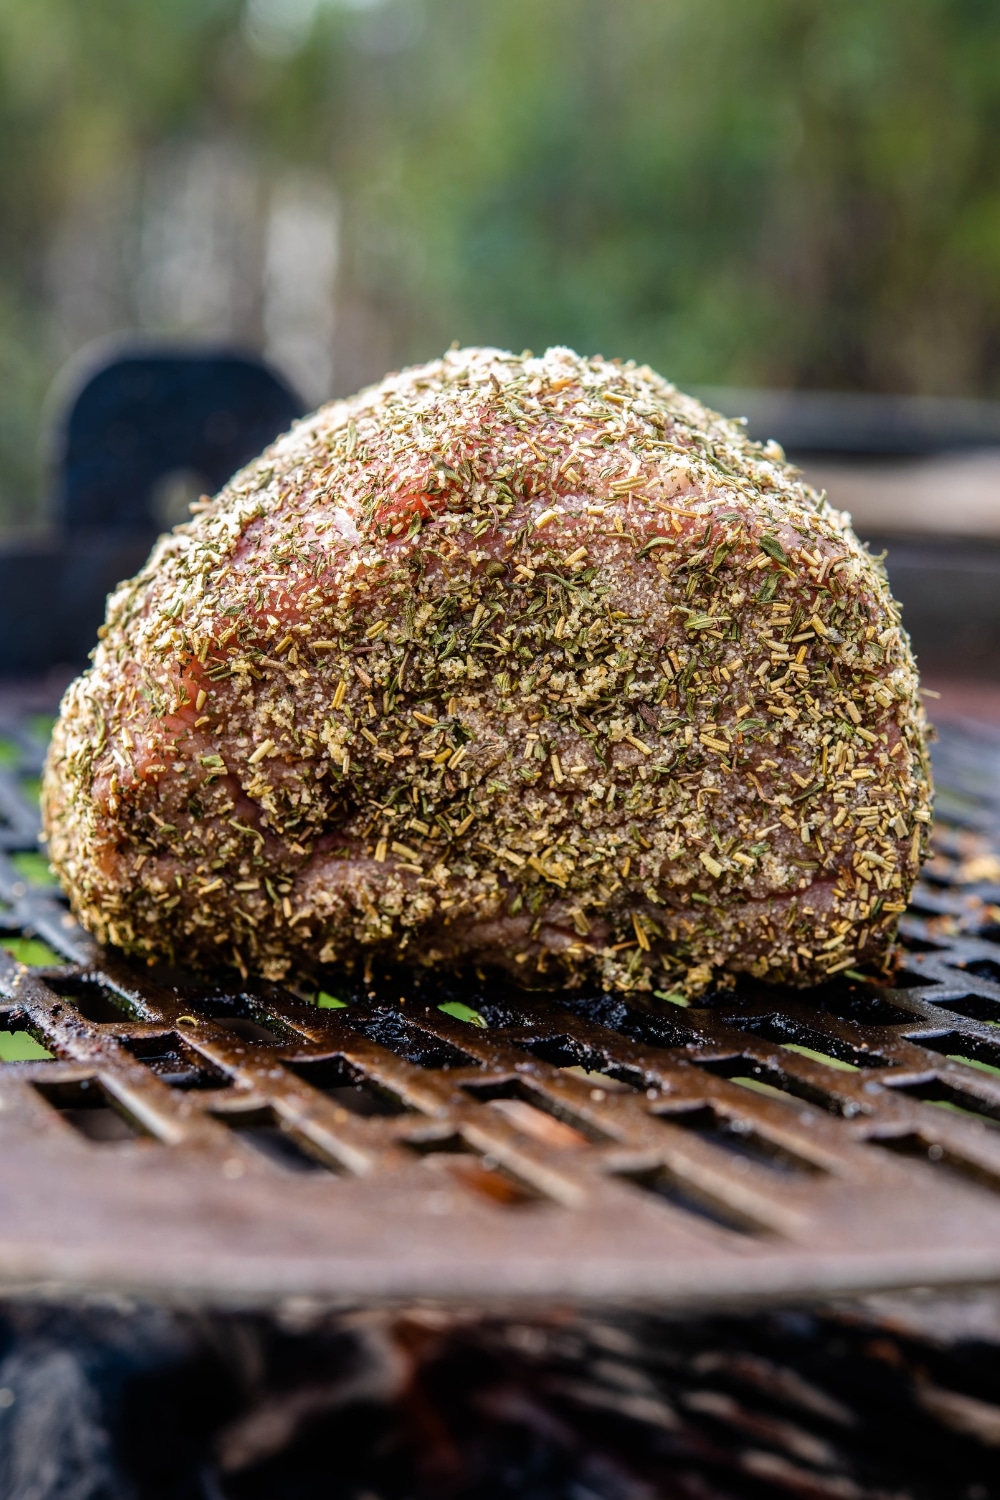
[42,346,932,996]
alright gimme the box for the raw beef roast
[42,347,932,995]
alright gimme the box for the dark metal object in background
[4,707,1000,1310]
[700,386,1000,459]
[51,349,303,533]
[861,534,1000,679]
[0,347,303,676]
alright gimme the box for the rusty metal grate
[5,706,1000,1310]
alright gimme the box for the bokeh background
[2,0,1000,527]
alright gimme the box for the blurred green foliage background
[0,0,998,523]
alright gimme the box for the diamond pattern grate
[4,707,1000,1309]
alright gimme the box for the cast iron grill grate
[4,708,1000,1308]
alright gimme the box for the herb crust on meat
[42,346,932,996]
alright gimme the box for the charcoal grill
[2,698,1000,1312]
[2,350,1000,1319]
[7,362,1000,1499]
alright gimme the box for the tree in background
[0,0,998,522]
